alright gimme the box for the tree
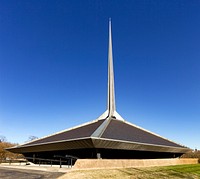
[27,135,38,142]
[0,141,23,162]
[0,136,6,143]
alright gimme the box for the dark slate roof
[8,117,189,154]
[22,119,105,146]
[101,120,182,148]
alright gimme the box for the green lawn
[161,164,200,178]
[59,164,200,179]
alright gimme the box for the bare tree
[27,136,38,142]
[0,136,6,143]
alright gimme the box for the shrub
[0,142,23,162]
[181,150,200,159]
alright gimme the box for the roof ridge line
[91,117,111,138]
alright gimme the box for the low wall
[73,158,198,170]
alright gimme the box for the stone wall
[73,158,198,170]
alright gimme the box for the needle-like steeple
[97,18,124,121]
[107,18,116,117]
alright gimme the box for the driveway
[0,167,65,179]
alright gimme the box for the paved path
[0,167,65,179]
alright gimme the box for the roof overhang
[7,138,93,153]
[7,137,190,154]
[92,138,190,153]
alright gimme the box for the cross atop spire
[107,18,116,117]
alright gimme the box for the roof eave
[92,137,191,153]
[6,136,190,154]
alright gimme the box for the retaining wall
[73,158,198,170]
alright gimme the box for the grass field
[59,164,200,179]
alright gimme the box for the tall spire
[97,19,124,121]
[107,18,116,117]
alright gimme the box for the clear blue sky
[0,0,200,150]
